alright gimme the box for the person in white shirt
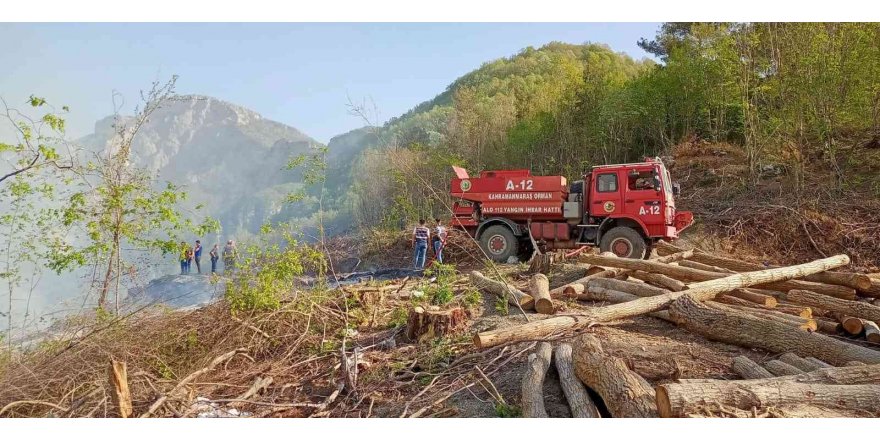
[432,218,447,264]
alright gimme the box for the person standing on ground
[210,243,219,274]
[432,218,447,264]
[179,241,189,274]
[223,240,238,273]
[193,240,203,274]
[185,245,193,274]
[412,219,430,270]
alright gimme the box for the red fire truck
[449,157,694,261]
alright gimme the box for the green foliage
[494,296,509,315]
[388,306,409,328]
[352,26,880,230]
[424,263,456,305]
[461,288,482,309]
[224,223,324,314]
[494,402,522,418]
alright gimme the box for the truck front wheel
[599,226,647,259]
[479,225,519,263]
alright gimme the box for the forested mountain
[347,24,880,231]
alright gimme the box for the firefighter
[412,219,430,270]
[432,218,447,264]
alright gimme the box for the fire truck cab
[449,158,693,262]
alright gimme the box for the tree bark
[678,259,735,274]
[860,279,880,298]
[581,254,856,300]
[580,286,673,322]
[657,379,880,417]
[474,255,851,349]
[571,334,658,417]
[469,271,534,311]
[804,357,833,369]
[529,274,554,315]
[553,343,600,418]
[587,278,669,298]
[727,288,778,307]
[814,317,842,334]
[787,289,880,322]
[560,269,619,298]
[764,359,805,376]
[779,353,822,372]
[405,306,466,342]
[731,356,774,379]
[668,295,880,365]
[654,241,872,291]
[707,302,817,331]
[521,342,552,418]
[627,270,687,291]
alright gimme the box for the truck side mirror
[672,183,681,196]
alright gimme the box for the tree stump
[405,306,466,342]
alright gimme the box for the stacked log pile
[470,241,880,418]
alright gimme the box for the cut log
[571,334,657,417]
[773,301,813,318]
[804,357,833,369]
[668,295,880,365]
[474,255,851,349]
[838,315,865,335]
[845,361,866,367]
[529,274,554,315]
[814,317,842,334]
[581,254,856,299]
[655,241,872,291]
[677,259,735,274]
[587,278,669,298]
[108,360,132,418]
[627,270,687,291]
[787,289,880,322]
[548,264,589,289]
[560,269,618,298]
[859,279,880,298]
[405,307,466,342]
[707,302,817,331]
[553,343,600,418]
[579,286,673,322]
[727,288,778,307]
[714,293,777,312]
[864,320,880,343]
[779,353,821,372]
[521,342,552,418]
[657,379,880,417]
[561,251,693,297]
[731,356,774,379]
[469,271,534,310]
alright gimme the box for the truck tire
[479,225,519,263]
[599,226,647,259]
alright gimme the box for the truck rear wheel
[599,226,647,259]
[479,225,519,263]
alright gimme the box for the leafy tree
[51,77,218,313]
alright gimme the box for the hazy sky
[0,23,660,143]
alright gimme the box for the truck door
[624,167,663,228]
[589,170,623,217]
